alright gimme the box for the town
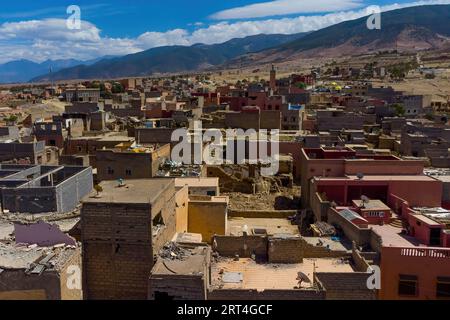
[0,2,449,302]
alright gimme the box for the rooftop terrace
[211,258,354,290]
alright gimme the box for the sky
[0,0,449,63]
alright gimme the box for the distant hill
[0,57,115,84]
[243,5,450,62]
[31,33,307,82]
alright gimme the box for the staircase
[389,218,404,228]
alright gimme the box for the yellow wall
[188,198,228,243]
[175,187,189,233]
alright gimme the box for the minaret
[269,64,276,92]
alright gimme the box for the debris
[159,242,191,260]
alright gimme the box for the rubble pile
[159,242,192,261]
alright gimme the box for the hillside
[31,33,306,82]
[240,5,450,63]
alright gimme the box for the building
[281,104,304,130]
[0,243,82,300]
[65,88,100,103]
[0,140,48,164]
[81,179,179,299]
[0,164,93,213]
[300,147,425,209]
[95,143,170,181]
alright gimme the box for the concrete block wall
[81,202,154,299]
[301,238,349,258]
[327,208,371,247]
[208,288,325,300]
[149,275,206,300]
[315,272,377,300]
[268,237,304,263]
[213,235,268,260]
[56,167,93,213]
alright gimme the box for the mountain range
[237,4,450,64]
[3,4,449,83]
[30,33,307,82]
[0,57,115,84]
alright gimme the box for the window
[398,275,418,296]
[437,277,450,298]
[107,167,114,175]
[125,169,132,176]
[77,146,82,152]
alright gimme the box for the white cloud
[0,1,449,64]
[210,0,364,20]
[137,29,190,47]
[0,19,101,42]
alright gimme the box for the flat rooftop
[83,179,173,204]
[353,199,390,211]
[227,217,299,237]
[317,175,435,182]
[347,175,435,182]
[151,246,209,276]
[175,177,219,188]
[302,236,352,251]
[0,242,78,272]
[211,258,354,290]
[371,224,422,247]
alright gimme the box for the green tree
[296,82,307,89]
[392,103,405,116]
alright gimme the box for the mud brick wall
[268,237,304,263]
[208,288,326,300]
[0,270,61,300]
[301,238,349,258]
[315,272,377,300]
[149,275,207,300]
[228,209,296,219]
[213,235,268,260]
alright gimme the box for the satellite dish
[296,272,311,288]
[356,173,364,180]
[361,195,369,208]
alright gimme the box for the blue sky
[0,0,448,63]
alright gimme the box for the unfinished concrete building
[0,164,93,213]
[95,143,170,181]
